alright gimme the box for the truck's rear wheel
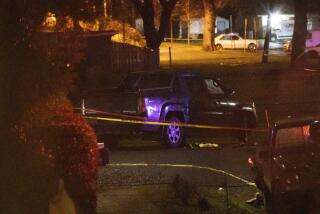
[164,116,184,148]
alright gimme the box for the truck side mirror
[259,151,269,159]
[226,89,235,97]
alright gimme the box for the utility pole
[103,0,107,18]
[262,13,271,63]
[106,0,112,20]
[170,19,173,44]
[244,17,247,52]
[230,15,233,33]
[262,0,275,63]
[121,0,126,42]
[187,0,191,47]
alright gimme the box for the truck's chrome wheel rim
[167,122,181,144]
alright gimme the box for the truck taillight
[137,97,146,114]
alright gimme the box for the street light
[270,12,282,28]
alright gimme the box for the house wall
[135,16,229,40]
[189,17,229,38]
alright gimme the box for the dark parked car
[248,117,320,213]
[82,70,257,148]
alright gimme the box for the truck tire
[164,116,184,148]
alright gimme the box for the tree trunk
[95,0,106,30]
[158,3,175,48]
[291,0,307,68]
[105,0,111,18]
[202,0,215,51]
[187,0,191,46]
[141,8,159,49]
[134,0,177,50]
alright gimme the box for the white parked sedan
[214,33,258,51]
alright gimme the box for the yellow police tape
[107,163,256,187]
[84,115,269,133]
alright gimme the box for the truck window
[204,79,224,95]
[139,74,173,89]
[122,75,141,91]
[184,76,205,95]
[276,125,310,151]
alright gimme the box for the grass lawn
[98,184,264,214]
[160,42,291,68]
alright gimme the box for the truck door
[184,76,228,133]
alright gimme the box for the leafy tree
[130,0,178,49]
[172,0,203,45]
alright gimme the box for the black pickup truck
[249,117,320,213]
[82,70,257,148]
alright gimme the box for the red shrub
[36,108,98,213]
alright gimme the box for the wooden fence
[80,33,160,90]
[110,42,159,73]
